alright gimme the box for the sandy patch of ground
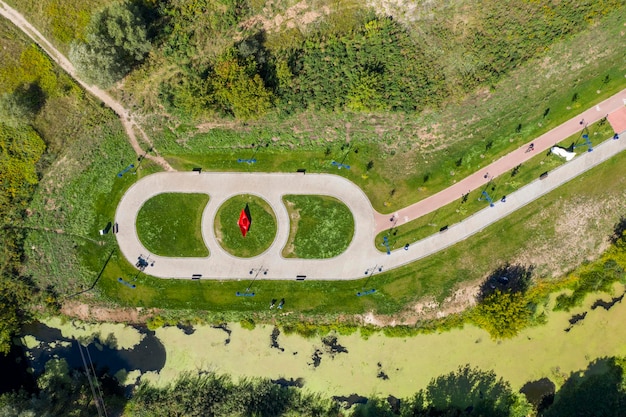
[196,120,242,133]
[239,0,329,34]
[359,279,481,326]
[281,199,300,257]
[367,0,436,24]
[513,195,623,277]
[61,300,148,325]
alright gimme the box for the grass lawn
[136,193,209,257]
[98,148,626,315]
[282,195,354,259]
[214,194,277,258]
[145,8,626,215]
[374,119,616,250]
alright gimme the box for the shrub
[239,317,256,330]
[472,290,533,339]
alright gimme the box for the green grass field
[98,148,626,315]
[282,195,354,259]
[3,2,624,318]
[143,8,626,215]
[374,119,617,250]
[136,193,209,257]
[214,194,277,258]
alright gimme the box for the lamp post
[331,160,351,169]
[357,265,382,296]
[382,236,391,255]
[132,147,153,174]
[236,266,267,297]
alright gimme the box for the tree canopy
[70,1,151,87]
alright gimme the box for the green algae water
[21,286,626,397]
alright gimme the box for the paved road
[374,89,626,233]
[116,125,625,280]
[116,173,380,280]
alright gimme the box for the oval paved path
[116,128,625,280]
[116,173,381,280]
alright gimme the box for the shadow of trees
[478,263,534,302]
[519,378,555,413]
[540,357,626,417]
[609,216,626,246]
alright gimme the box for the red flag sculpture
[238,205,251,237]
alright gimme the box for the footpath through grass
[375,120,616,250]
[98,148,626,315]
[146,8,626,215]
[136,193,209,257]
[282,195,354,259]
[214,194,277,258]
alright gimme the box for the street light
[331,160,351,169]
[132,147,153,174]
[236,266,267,297]
[357,265,382,296]
[382,236,391,255]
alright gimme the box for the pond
[19,318,165,393]
[16,284,626,400]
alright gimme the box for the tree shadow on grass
[609,215,626,246]
[478,263,534,302]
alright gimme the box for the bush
[554,259,626,312]
[146,315,165,330]
[239,317,256,330]
[472,290,533,339]
[359,325,380,340]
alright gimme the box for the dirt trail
[0,1,174,172]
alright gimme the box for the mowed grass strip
[375,120,616,250]
[136,193,209,257]
[215,194,276,258]
[282,195,354,259]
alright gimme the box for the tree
[541,357,626,417]
[70,1,151,87]
[0,276,33,355]
[472,290,532,339]
[402,365,532,417]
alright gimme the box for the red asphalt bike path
[374,89,626,234]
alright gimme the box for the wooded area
[117,0,623,119]
[3,360,626,416]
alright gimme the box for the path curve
[116,123,625,280]
[116,173,378,280]
[5,0,625,280]
[0,0,174,172]
[374,89,626,233]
